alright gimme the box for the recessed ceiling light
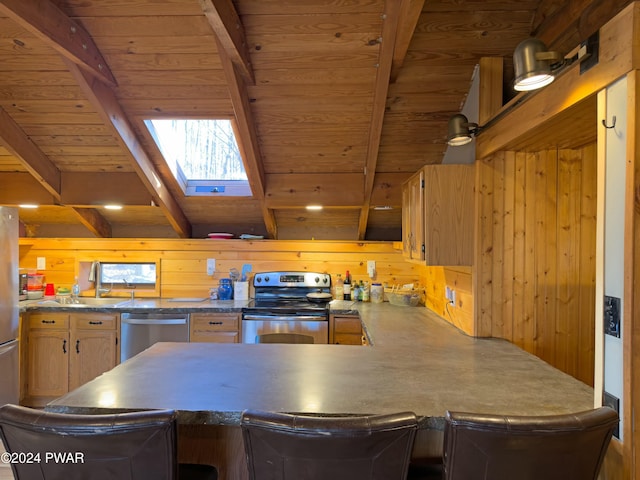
[104,204,123,210]
[373,205,394,210]
[306,205,323,211]
[18,204,38,209]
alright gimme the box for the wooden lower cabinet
[26,314,69,400]
[330,314,364,345]
[22,311,119,407]
[190,313,240,343]
[69,313,119,390]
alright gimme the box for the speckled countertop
[44,300,595,429]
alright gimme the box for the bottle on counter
[72,276,80,298]
[362,281,370,302]
[353,280,361,302]
[343,270,352,300]
[333,273,344,300]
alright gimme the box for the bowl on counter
[387,291,421,307]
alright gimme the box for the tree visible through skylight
[145,119,247,181]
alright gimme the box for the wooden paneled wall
[420,266,474,335]
[474,145,597,385]
[18,239,419,299]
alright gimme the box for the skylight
[144,119,250,196]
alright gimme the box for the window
[144,118,251,196]
[100,262,156,287]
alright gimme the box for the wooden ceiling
[0,0,629,240]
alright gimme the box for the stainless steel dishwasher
[120,312,189,362]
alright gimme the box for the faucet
[89,261,111,298]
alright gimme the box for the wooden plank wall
[474,145,597,385]
[420,266,474,334]
[18,239,419,299]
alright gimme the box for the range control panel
[253,271,331,288]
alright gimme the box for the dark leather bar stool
[410,406,618,479]
[0,404,217,480]
[241,409,417,480]
[255,333,314,344]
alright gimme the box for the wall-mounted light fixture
[447,113,480,146]
[513,38,562,91]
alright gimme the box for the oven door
[241,314,328,344]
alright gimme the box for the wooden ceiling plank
[63,59,192,238]
[0,0,117,87]
[0,106,61,201]
[357,0,404,239]
[200,0,255,84]
[390,0,426,83]
[72,207,112,238]
[216,37,277,238]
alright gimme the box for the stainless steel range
[241,271,331,344]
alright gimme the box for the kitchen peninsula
[43,301,594,480]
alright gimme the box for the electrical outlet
[445,286,455,305]
[36,257,46,270]
[450,289,456,305]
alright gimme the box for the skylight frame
[143,117,252,198]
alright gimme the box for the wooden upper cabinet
[402,164,475,266]
[402,169,425,262]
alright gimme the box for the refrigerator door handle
[0,339,17,354]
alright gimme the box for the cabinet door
[190,313,240,343]
[69,329,118,390]
[402,170,425,262]
[27,329,69,398]
[331,315,363,345]
[423,164,474,265]
[69,313,119,390]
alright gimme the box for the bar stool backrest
[0,404,178,480]
[241,410,418,480]
[443,406,619,480]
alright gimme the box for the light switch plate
[206,258,216,275]
[36,257,46,270]
[367,260,376,278]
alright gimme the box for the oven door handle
[243,314,324,322]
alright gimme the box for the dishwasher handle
[242,314,325,322]
[122,318,187,326]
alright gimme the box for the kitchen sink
[37,298,131,307]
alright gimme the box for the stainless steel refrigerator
[0,207,19,405]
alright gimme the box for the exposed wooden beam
[390,0,426,83]
[64,60,192,238]
[72,207,112,238]
[0,173,56,205]
[217,38,277,238]
[0,107,61,201]
[200,0,254,84]
[265,173,364,209]
[61,173,154,206]
[357,1,403,239]
[0,0,117,87]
